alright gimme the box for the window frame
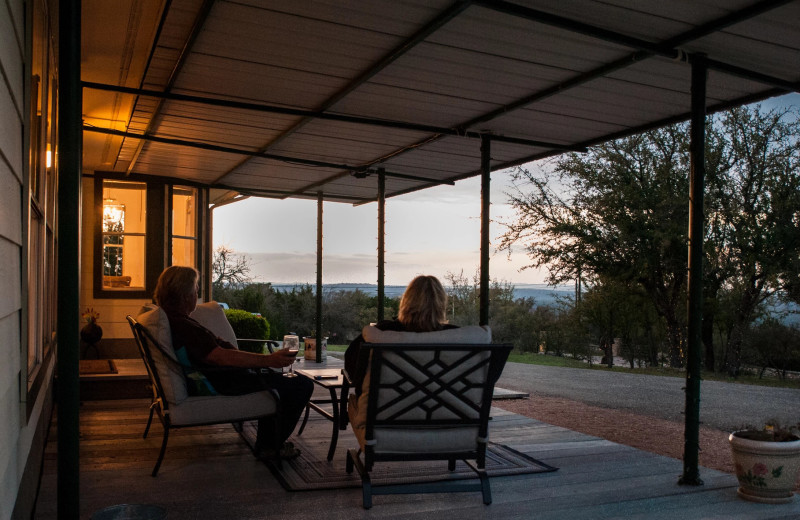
[23,0,58,419]
[92,173,206,299]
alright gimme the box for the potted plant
[729,421,800,503]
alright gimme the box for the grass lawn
[509,351,800,389]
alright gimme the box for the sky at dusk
[213,93,800,287]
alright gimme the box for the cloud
[245,249,546,285]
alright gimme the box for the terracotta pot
[80,322,103,345]
[729,430,800,504]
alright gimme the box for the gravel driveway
[497,362,800,432]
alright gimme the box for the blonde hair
[397,275,448,332]
[154,266,199,313]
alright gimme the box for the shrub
[223,309,270,353]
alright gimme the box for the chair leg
[297,403,311,435]
[152,426,169,477]
[143,403,155,439]
[448,458,456,471]
[479,470,492,505]
[347,448,372,509]
[346,449,354,474]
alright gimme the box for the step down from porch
[79,358,150,400]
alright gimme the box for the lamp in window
[102,202,125,233]
[102,202,126,280]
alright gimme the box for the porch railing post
[479,135,491,326]
[57,0,82,517]
[680,53,707,487]
[377,168,386,322]
[316,191,323,362]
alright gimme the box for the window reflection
[101,180,146,289]
[172,186,198,268]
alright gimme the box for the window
[24,0,58,410]
[101,180,146,290]
[172,186,198,268]
[93,176,204,298]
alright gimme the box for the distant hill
[269,282,574,307]
[266,282,798,324]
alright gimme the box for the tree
[500,124,690,367]
[501,105,800,372]
[212,246,252,289]
[704,106,800,375]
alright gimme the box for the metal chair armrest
[236,338,279,353]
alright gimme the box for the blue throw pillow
[174,346,218,396]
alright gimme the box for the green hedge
[224,309,270,353]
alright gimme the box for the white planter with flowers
[729,426,800,504]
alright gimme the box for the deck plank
[34,395,800,520]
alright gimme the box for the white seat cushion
[191,301,238,347]
[137,306,188,403]
[168,390,278,426]
[362,324,491,344]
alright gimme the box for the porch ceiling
[81,0,800,205]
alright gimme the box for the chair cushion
[137,306,188,403]
[350,325,493,446]
[168,390,278,426]
[190,301,238,347]
[362,324,491,345]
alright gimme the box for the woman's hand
[268,348,299,368]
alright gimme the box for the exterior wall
[80,176,150,346]
[0,0,54,519]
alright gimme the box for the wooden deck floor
[35,396,800,519]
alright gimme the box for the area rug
[240,416,557,491]
[78,359,118,375]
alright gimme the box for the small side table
[294,368,349,461]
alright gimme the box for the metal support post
[479,135,491,326]
[58,0,82,516]
[377,168,386,321]
[679,53,707,487]
[316,192,324,362]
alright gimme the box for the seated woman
[154,265,313,460]
[344,275,457,395]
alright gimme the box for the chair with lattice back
[345,324,511,509]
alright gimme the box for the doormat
[79,359,118,375]
[240,417,557,491]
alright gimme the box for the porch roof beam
[125,0,217,175]
[211,0,476,187]
[83,125,455,190]
[322,0,796,200]
[82,81,579,151]
[465,0,797,129]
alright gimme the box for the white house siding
[0,0,53,518]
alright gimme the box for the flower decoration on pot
[82,307,100,325]
[729,422,800,504]
[80,307,103,345]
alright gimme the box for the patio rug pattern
[240,416,557,491]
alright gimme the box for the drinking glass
[282,335,300,377]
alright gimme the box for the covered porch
[50,0,800,517]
